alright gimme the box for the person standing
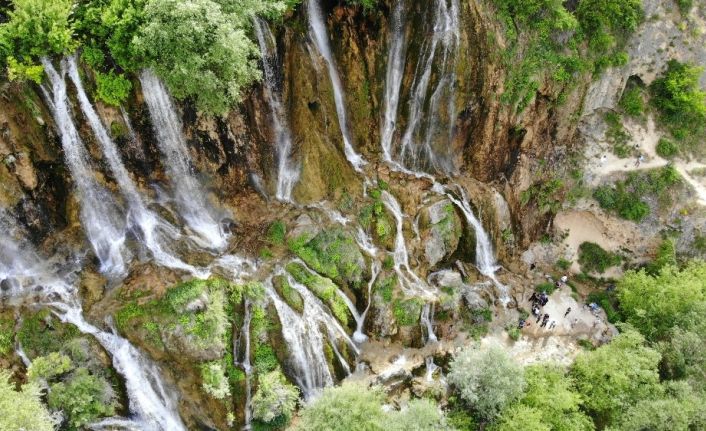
[564,307,571,317]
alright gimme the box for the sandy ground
[585,116,706,205]
[481,286,616,366]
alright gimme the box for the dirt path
[586,116,706,205]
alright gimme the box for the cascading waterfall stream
[40,58,128,277]
[398,0,461,174]
[235,300,253,431]
[380,0,407,165]
[253,17,300,202]
[380,191,437,299]
[306,0,366,172]
[354,261,381,344]
[265,278,333,399]
[432,182,510,304]
[139,70,227,251]
[420,303,438,344]
[65,56,206,278]
[0,215,185,431]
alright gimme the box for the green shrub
[535,282,556,295]
[267,221,286,245]
[620,86,645,116]
[200,361,230,399]
[47,368,117,430]
[676,0,693,14]
[254,345,279,374]
[593,184,649,222]
[0,370,56,431]
[27,353,73,382]
[587,291,623,323]
[252,370,298,426]
[94,70,133,106]
[578,242,621,274]
[392,298,423,326]
[656,138,679,158]
[81,45,105,69]
[556,258,572,271]
[0,318,12,356]
[650,60,706,143]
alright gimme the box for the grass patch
[392,298,423,326]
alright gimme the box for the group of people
[517,276,573,333]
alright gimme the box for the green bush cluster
[289,228,363,288]
[656,138,679,158]
[578,241,621,274]
[392,297,423,326]
[520,178,564,214]
[619,86,645,116]
[495,0,643,112]
[94,70,133,106]
[594,165,681,221]
[286,262,351,325]
[267,220,287,245]
[650,60,706,145]
[0,318,13,356]
[604,112,632,157]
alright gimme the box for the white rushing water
[265,278,333,399]
[420,303,438,344]
[380,191,436,299]
[0,215,185,431]
[394,0,460,174]
[380,0,407,164]
[354,261,381,344]
[235,300,253,430]
[139,70,227,251]
[41,58,128,277]
[432,182,510,304]
[253,17,300,202]
[65,56,206,278]
[306,0,366,172]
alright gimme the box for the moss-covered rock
[285,262,352,326]
[289,228,365,288]
[419,199,463,268]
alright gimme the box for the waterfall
[380,191,436,299]
[381,0,407,164]
[432,182,510,304]
[253,17,300,202]
[235,300,253,430]
[265,279,333,399]
[65,56,206,278]
[40,58,128,277]
[354,261,381,344]
[138,70,227,251]
[387,0,460,174]
[306,0,366,172]
[420,303,437,344]
[0,215,185,431]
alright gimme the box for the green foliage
[520,178,564,214]
[617,262,706,340]
[576,0,643,55]
[134,0,260,115]
[658,327,706,388]
[604,112,632,156]
[556,258,571,271]
[535,282,555,295]
[656,138,679,158]
[200,361,230,399]
[292,382,386,431]
[0,0,75,65]
[492,404,548,431]
[0,370,56,431]
[286,262,351,324]
[272,275,304,313]
[289,228,364,287]
[80,45,105,69]
[17,309,80,359]
[593,185,646,222]
[448,345,525,420]
[675,0,693,14]
[571,328,661,427]
[267,220,287,245]
[6,56,45,82]
[646,238,677,275]
[650,60,706,143]
[618,381,706,431]
[392,297,423,326]
[94,70,133,106]
[376,275,396,303]
[254,344,279,373]
[47,368,117,430]
[586,290,622,323]
[28,352,73,382]
[388,398,451,431]
[619,86,645,116]
[251,370,298,426]
[508,365,594,431]
[0,318,12,356]
[578,242,621,274]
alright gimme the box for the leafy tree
[617,262,706,339]
[134,0,262,115]
[200,361,230,399]
[617,381,706,431]
[515,365,594,431]
[95,70,134,105]
[658,327,706,389]
[448,345,526,420]
[251,370,298,426]
[650,60,706,141]
[646,238,677,275]
[0,369,56,431]
[656,138,679,158]
[492,404,549,431]
[47,367,117,430]
[388,398,451,431]
[571,328,661,427]
[576,0,642,54]
[292,382,386,431]
[0,0,75,61]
